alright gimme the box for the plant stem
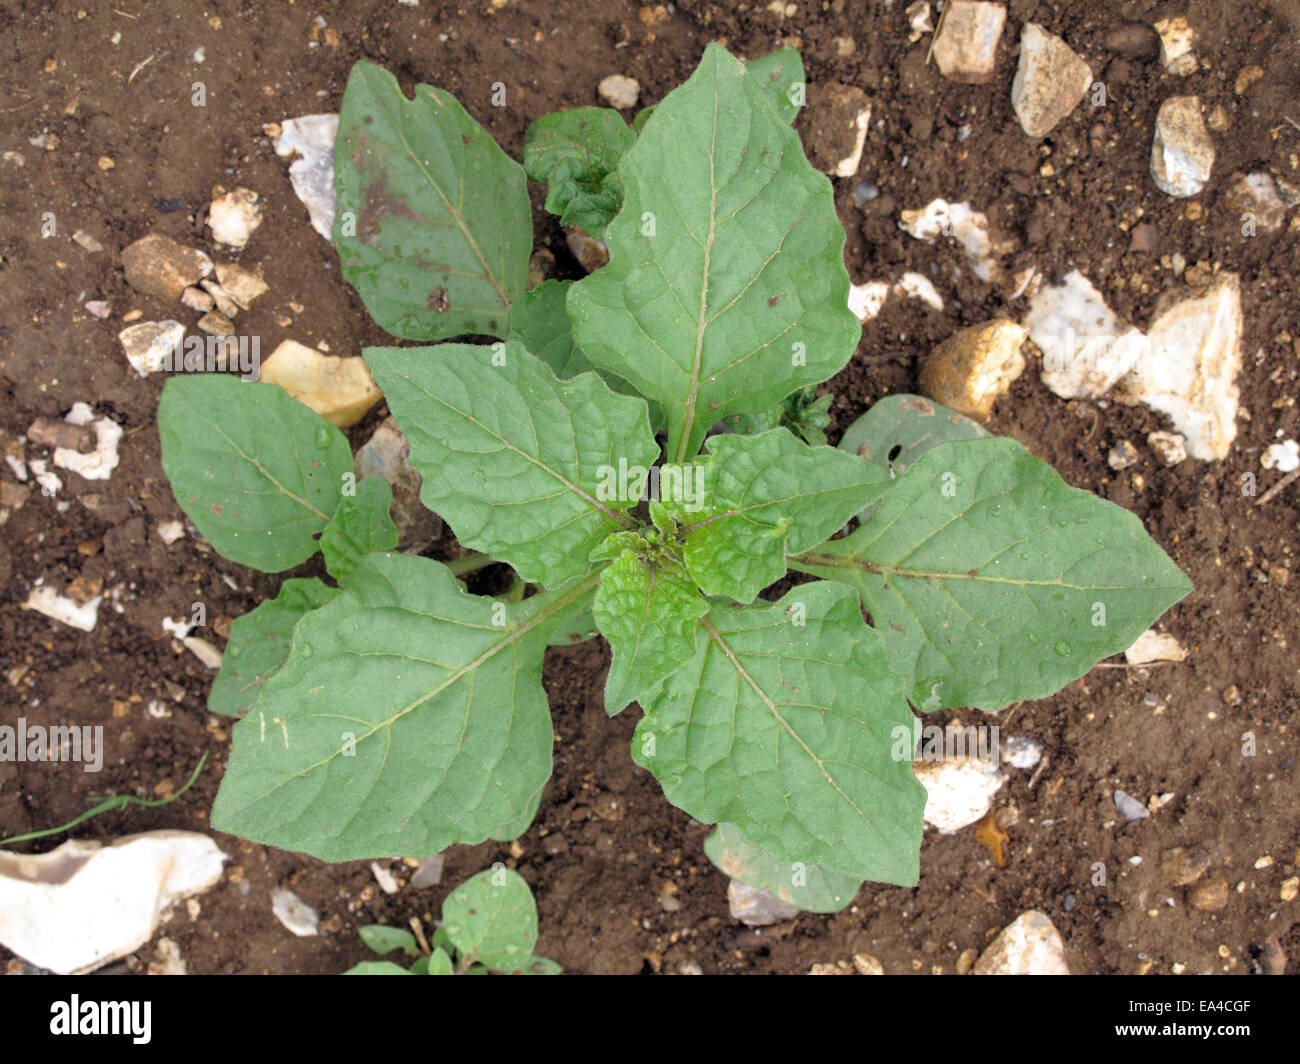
[443,552,495,575]
[0,752,209,847]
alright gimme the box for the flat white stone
[914,756,1006,834]
[274,114,339,240]
[22,585,101,632]
[1025,270,1149,400]
[0,832,227,974]
[974,911,1070,974]
[1120,273,1241,461]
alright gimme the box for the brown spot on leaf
[427,287,450,312]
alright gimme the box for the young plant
[158,44,1190,909]
[345,867,559,975]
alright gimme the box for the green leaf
[359,924,419,957]
[158,376,351,572]
[662,429,889,603]
[704,823,860,913]
[724,384,831,445]
[839,393,990,478]
[333,60,530,339]
[343,961,411,975]
[520,955,563,975]
[523,107,635,238]
[505,280,599,379]
[633,583,925,885]
[427,947,455,975]
[792,437,1193,711]
[320,476,399,584]
[366,342,657,590]
[631,106,655,134]
[208,578,339,718]
[506,281,665,430]
[592,549,708,714]
[211,553,597,861]
[489,779,545,842]
[568,43,861,464]
[745,47,805,125]
[546,599,599,647]
[442,868,539,973]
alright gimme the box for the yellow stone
[259,340,381,428]
[919,319,1027,422]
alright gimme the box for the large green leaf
[319,475,399,584]
[211,553,596,861]
[704,822,860,913]
[568,43,860,464]
[661,429,889,603]
[207,578,339,718]
[591,548,707,714]
[792,437,1193,711]
[745,46,805,125]
[442,868,539,972]
[633,583,925,885]
[523,107,635,238]
[366,342,657,590]
[158,376,351,572]
[333,61,530,339]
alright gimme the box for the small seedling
[345,867,559,976]
[159,44,1189,907]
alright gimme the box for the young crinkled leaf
[633,582,926,885]
[704,822,860,913]
[523,107,635,238]
[592,547,708,715]
[207,578,338,718]
[158,376,351,572]
[366,342,657,590]
[442,869,539,973]
[319,475,399,584]
[792,437,1192,711]
[660,429,890,604]
[333,61,530,339]
[568,43,860,464]
[211,553,596,861]
[722,383,833,445]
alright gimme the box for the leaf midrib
[395,369,638,531]
[377,80,513,311]
[700,615,890,852]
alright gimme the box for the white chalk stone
[0,832,227,974]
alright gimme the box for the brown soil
[1,0,1297,976]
